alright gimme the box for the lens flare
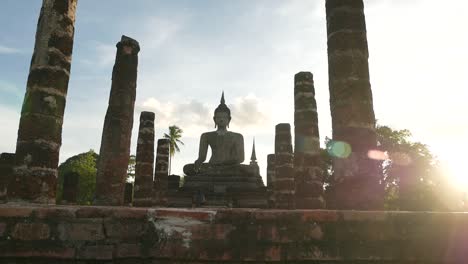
[328,141,352,158]
[368,150,388,160]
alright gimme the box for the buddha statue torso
[199,131,244,165]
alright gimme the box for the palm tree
[164,125,184,175]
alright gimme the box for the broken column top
[117,35,140,54]
[326,0,364,10]
[294,71,313,79]
[140,111,155,120]
[276,123,291,132]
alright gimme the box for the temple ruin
[0,0,462,263]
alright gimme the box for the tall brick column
[95,35,140,205]
[293,72,325,209]
[326,0,383,209]
[0,153,15,202]
[133,112,155,207]
[274,124,295,209]
[7,0,77,203]
[153,139,170,206]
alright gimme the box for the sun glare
[440,146,468,191]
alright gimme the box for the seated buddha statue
[184,92,245,176]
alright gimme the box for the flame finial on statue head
[214,91,231,117]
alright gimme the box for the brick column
[7,0,77,203]
[0,153,15,202]
[124,183,133,205]
[293,72,325,209]
[266,154,276,190]
[274,124,295,209]
[61,171,79,204]
[95,36,140,205]
[326,0,383,209]
[153,139,170,206]
[133,112,155,207]
[266,154,276,207]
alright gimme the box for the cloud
[229,94,270,129]
[137,94,274,139]
[137,97,212,138]
[0,45,22,54]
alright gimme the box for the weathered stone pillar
[95,35,140,205]
[274,124,295,209]
[7,0,77,203]
[133,111,155,207]
[0,153,15,202]
[326,0,383,209]
[124,183,133,205]
[62,171,79,204]
[266,154,276,190]
[168,175,181,190]
[153,139,170,206]
[266,154,276,208]
[293,72,325,209]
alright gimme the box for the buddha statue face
[213,111,231,128]
[213,92,231,129]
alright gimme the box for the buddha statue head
[214,92,231,129]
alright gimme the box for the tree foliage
[323,125,460,211]
[164,125,184,175]
[56,150,98,205]
[376,125,456,211]
[127,154,136,183]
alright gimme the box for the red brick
[0,247,75,259]
[115,243,141,258]
[264,245,282,261]
[75,206,113,218]
[112,207,148,219]
[58,222,105,241]
[77,245,114,260]
[300,210,340,222]
[155,208,216,222]
[342,210,387,221]
[34,207,76,219]
[0,206,34,217]
[104,221,145,239]
[0,222,6,237]
[190,224,234,240]
[11,223,50,240]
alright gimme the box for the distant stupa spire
[250,138,257,162]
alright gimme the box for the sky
[0,0,467,189]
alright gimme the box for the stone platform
[1,204,467,263]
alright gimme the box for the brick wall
[0,205,467,263]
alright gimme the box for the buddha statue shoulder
[184,92,245,175]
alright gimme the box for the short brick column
[0,153,15,202]
[293,72,325,209]
[153,139,170,206]
[62,171,79,204]
[133,112,155,207]
[8,0,78,203]
[274,124,295,209]
[95,36,140,205]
